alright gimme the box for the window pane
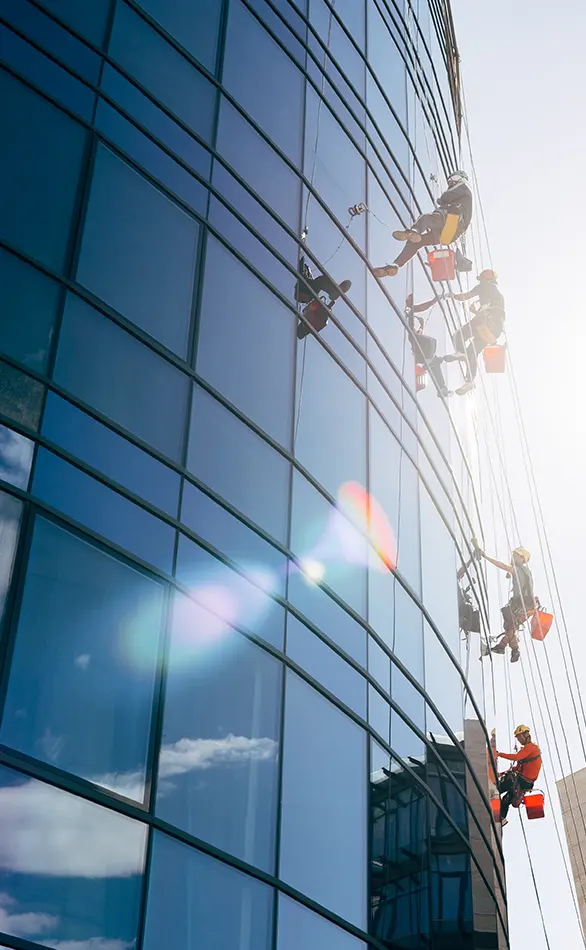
[0,72,87,271]
[393,583,423,682]
[0,360,44,430]
[77,145,199,357]
[187,385,290,543]
[1,517,164,800]
[0,766,146,948]
[223,0,304,164]
[54,294,189,460]
[37,0,111,44]
[0,490,22,625]
[280,671,367,927]
[197,237,295,446]
[109,2,216,141]
[369,684,390,744]
[158,592,282,871]
[0,0,101,82]
[286,614,366,718]
[134,0,223,73]
[278,893,367,950]
[32,448,176,573]
[0,247,59,372]
[144,832,273,950]
[0,423,34,490]
[42,391,181,517]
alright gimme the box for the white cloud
[0,780,145,877]
[0,892,57,938]
[44,940,134,950]
[158,734,278,778]
[74,654,91,671]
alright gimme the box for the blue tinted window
[37,0,111,44]
[0,25,96,119]
[0,360,44,430]
[134,0,223,73]
[144,832,273,950]
[391,666,425,760]
[197,237,295,446]
[288,566,367,666]
[158,593,282,870]
[1,517,164,800]
[368,636,390,693]
[0,72,87,271]
[280,672,367,926]
[369,684,390,743]
[175,534,285,649]
[223,0,304,164]
[368,557,394,649]
[420,486,459,652]
[187,385,290,543]
[109,3,216,141]
[278,893,367,950]
[0,424,34,489]
[54,294,189,460]
[0,248,59,371]
[0,766,146,947]
[0,490,22,625]
[287,614,367,717]
[0,0,101,80]
[397,455,421,594]
[33,449,176,573]
[393,584,423,681]
[77,145,199,357]
[42,391,181,516]
[424,621,463,734]
[181,480,287,595]
[367,1,407,124]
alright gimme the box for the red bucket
[483,345,507,373]
[524,791,545,820]
[530,609,553,641]
[428,248,455,282]
[415,364,428,392]
[490,797,501,822]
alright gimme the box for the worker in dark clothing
[457,546,482,634]
[476,545,535,663]
[441,270,506,395]
[295,256,351,339]
[372,171,473,278]
[497,724,542,824]
[406,294,452,397]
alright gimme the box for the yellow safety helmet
[512,546,531,563]
[514,724,531,737]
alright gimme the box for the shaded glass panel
[0,765,146,948]
[0,424,34,490]
[134,0,223,73]
[0,0,101,81]
[77,145,199,357]
[369,684,390,744]
[393,582,423,682]
[0,248,59,372]
[37,0,111,44]
[287,564,366,666]
[0,490,21,625]
[278,893,367,950]
[157,591,282,871]
[32,449,176,573]
[0,360,44,431]
[0,72,87,271]
[143,831,273,950]
[280,671,367,927]
[1,517,164,800]
[54,294,189,460]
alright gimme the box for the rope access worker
[372,171,473,279]
[441,270,506,395]
[406,294,452,397]
[497,724,542,825]
[295,256,351,339]
[476,544,535,663]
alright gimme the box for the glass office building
[0,1,507,948]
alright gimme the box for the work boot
[373,263,399,278]
[442,351,467,362]
[392,229,421,243]
[491,643,506,654]
[456,380,474,396]
[511,649,520,663]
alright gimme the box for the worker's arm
[476,549,513,573]
[497,750,525,761]
[412,296,440,313]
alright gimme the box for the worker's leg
[450,321,474,355]
[498,773,516,821]
[491,603,518,653]
[393,230,442,267]
[428,356,450,396]
[411,210,445,234]
[461,335,485,383]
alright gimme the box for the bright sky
[452,1,586,946]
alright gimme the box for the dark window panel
[0,247,60,372]
[0,71,88,271]
[247,0,307,65]
[278,893,368,949]
[0,360,44,430]
[181,479,287,596]
[157,591,282,871]
[280,671,367,927]
[0,765,146,948]
[53,294,190,461]
[42,391,181,516]
[108,2,216,141]
[144,833,273,950]
[77,145,199,358]
[0,489,22,625]
[0,423,34,490]
[187,385,290,544]
[175,534,285,650]
[287,614,367,718]
[1,517,164,800]
[36,0,111,45]
[0,0,101,81]
[32,448,176,573]
[223,0,304,165]
[133,0,223,74]
[197,236,295,448]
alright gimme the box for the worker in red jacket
[497,724,542,824]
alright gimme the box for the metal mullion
[0,501,34,722]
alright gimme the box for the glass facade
[0,2,506,949]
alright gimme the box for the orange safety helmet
[477,269,498,281]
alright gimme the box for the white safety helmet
[448,170,469,185]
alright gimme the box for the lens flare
[337,481,397,572]
[299,558,325,583]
